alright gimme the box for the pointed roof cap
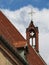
[28,20,35,28]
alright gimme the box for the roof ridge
[33,48,47,65]
[0,11,26,41]
[0,11,26,48]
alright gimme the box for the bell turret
[26,20,39,52]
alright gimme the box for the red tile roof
[0,11,26,48]
[26,45,47,65]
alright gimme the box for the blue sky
[0,0,49,10]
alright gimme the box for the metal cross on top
[29,8,35,21]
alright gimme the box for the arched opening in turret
[29,37,35,48]
[30,38,32,46]
[33,38,35,48]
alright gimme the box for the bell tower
[26,21,39,52]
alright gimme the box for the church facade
[0,11,47,65]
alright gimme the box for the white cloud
[0,5,49,64]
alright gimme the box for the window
[33,38,35,48]
[30,38,32,46]
[29,38,35,48]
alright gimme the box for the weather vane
[29,8,35,21]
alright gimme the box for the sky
[0,0,49,65]
[0,0,49,10]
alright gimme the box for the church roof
[26,45,47,65]
[0,35,28,65]
[0,11,26,48]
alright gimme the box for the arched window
[30,38,32,46]
[33,38,35,48]
[29,37,35,48]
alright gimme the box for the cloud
[33,8,49,33]
[0,5,49,64]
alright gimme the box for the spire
[31,20,33,24]
[28,20,35,28]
